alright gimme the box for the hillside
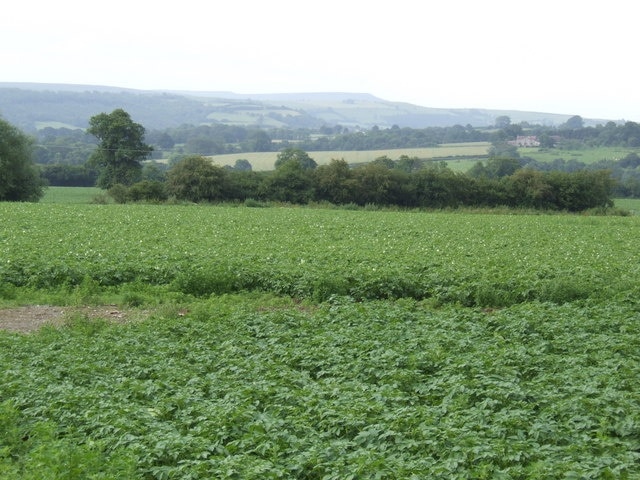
[0,82,595,131]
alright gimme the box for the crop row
[2,204,640,306]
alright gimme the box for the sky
[1,0,638,121]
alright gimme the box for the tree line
[31,114,640,169]
[0,110,622,209]
[124,154,610,212]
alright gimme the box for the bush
[108,184,129,203]
[244,198,269,208]
[166,155,228,202]
[128,180,167,202]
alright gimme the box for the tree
[506,169,554,209]
[562,115,584,130]
[351,163,395,205]
[41,164,98,187]
[619,152,640,168]
[87,109,153,188]
[485,157,522,178]
[274,148,317,170]
[233,159,253,171]
[488,142,520,160]
[314,158,357,204]
[0,117,46,201]
[395,155,423,173]
[494,115,511,129]
[250,130,272,152]
[263,158,315,203]
[546,170,613,211]
[412,163,465,208]
[371,155,395,169]
[166,155,228,202]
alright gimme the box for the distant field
[205,107,303,128]
[208,142,491,171]
[196,144,640,172]
[518,146,639,164]
[41,186,104,204]
[614,197,640,213]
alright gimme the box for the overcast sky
[2,0,638,121]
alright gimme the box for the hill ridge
[0,82,593,131]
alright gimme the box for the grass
[614,197,640,214]
[41,186,104,204]
[518,145,639,164]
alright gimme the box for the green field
[1,203,639,478]
[518,146,639,165]
[40,186,104,204]
[614,197,640,213]
[208,143,491,171]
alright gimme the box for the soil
[0,305,134,333]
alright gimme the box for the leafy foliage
[1,204,640,477]
[87,109,153,188]
[165,155,228,202]
[1,297,638,478]
[1,204,639,306]
[0,118,45,202]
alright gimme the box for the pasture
[1,203,639,478]
[518,145,638,165]
[40,186,104,204]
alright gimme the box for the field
[1,202,639,478]
[517,146,638,165]
[205,143,640,172]
[40,186,104,204]
[207,143,491,171]
[613,197,640,214]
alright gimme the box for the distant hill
[0,82,600,131]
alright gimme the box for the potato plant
[1,296,639,478]
[1,204,639,478]
[1,204,639,306]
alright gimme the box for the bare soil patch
[0,305,138,333]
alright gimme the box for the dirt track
[0,305,130,333]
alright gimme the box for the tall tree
[87,109,153,188]
[0,117,45,201]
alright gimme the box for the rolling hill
[0,82,598,131]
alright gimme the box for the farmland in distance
[199,143,640,172]
[1,203,639,478]
[207,142,490,171]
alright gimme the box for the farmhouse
[508,135,540,147]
